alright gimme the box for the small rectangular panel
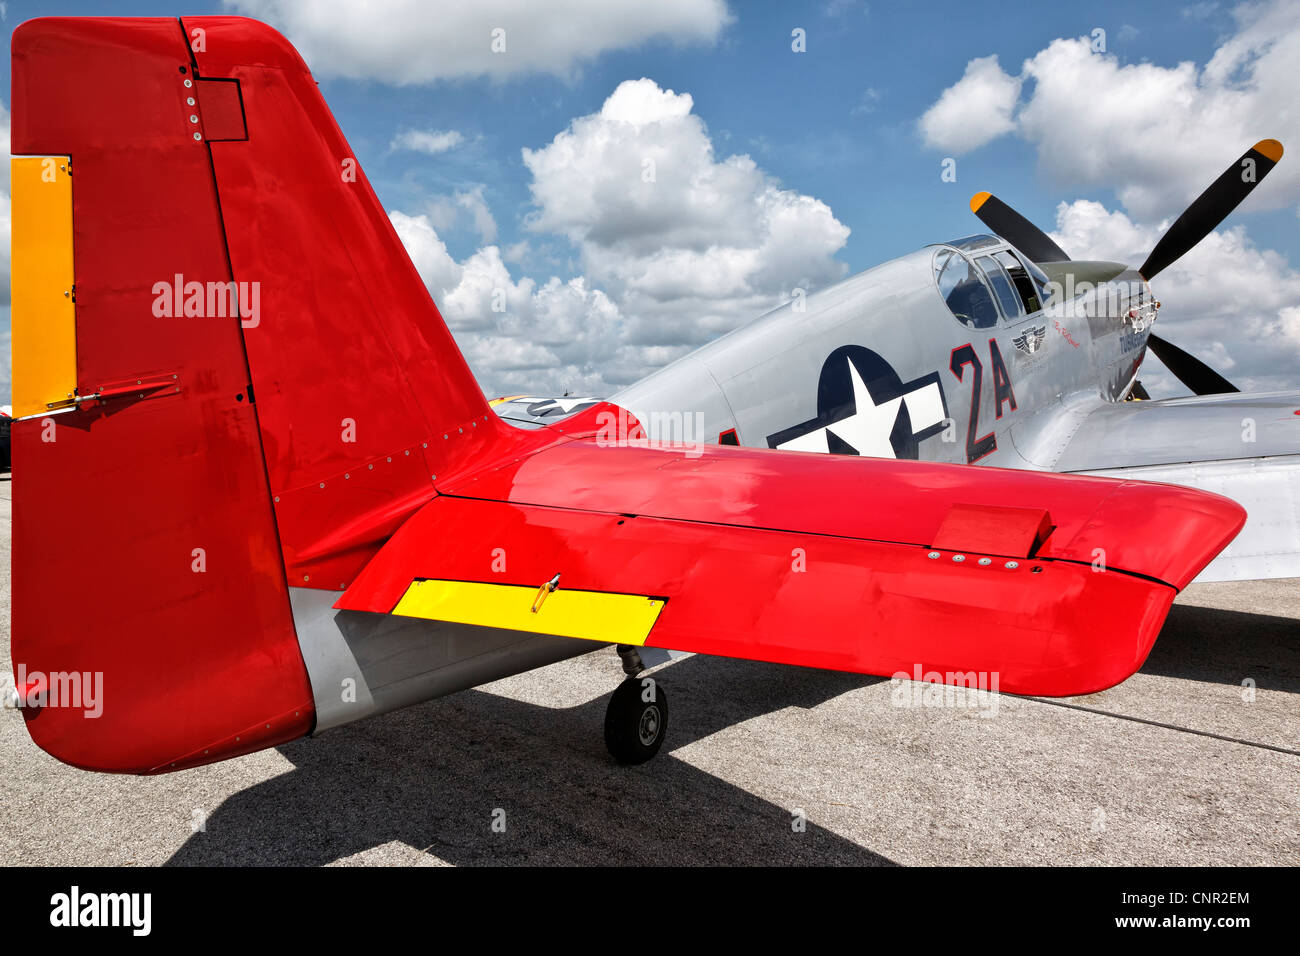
[11,156,76,418]
[195,78,247,141]
[393,578,665,646]
[931,502,1053,558]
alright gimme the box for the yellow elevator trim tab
[392,578,665,645]
[11,156,77,419]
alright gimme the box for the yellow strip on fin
[392,578,665,645]
[12,156,77,419]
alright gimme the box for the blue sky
[4,0,1299,399]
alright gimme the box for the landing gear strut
[604,646,669,764]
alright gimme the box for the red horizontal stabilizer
[339,427,1244,697]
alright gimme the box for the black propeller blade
[1139,139,1283,280]
[969,191,1071,263]
[1146,333,1239,395]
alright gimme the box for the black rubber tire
[604,676,668,765]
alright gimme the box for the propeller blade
[1146,333,1239,395]
[1139,139,1283,280]
[969,192,1071,263]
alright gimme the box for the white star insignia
[776,358,944,459]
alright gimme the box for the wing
[489,394,604,427]
[337,404,1244,697]
[1017,390,1300,581]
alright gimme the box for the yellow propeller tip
[1254,139,1283,162]
[970,191,992,213]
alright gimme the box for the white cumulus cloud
[918,0,1300,220]
[388,128,465,155]
[390,210,627,395]
[225,0,732,84]
[521,78,850,349]
[917,55,1021,154]
[424,185,499,244]
[390,78,851,397]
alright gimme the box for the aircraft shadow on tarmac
[164,601,1296,866]
[165,654,895,866]
[1139,603,1300,693]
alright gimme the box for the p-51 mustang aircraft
[7,17,1249,772]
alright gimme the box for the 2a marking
[949,340,1017,464]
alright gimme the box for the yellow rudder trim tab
[392,578,665,645]
[12,156,77,419]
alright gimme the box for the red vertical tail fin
[185,14,514,587]
[9,16,504,771]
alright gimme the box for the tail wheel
[604,676,668,765]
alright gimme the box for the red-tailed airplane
[7,16,1246,771]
